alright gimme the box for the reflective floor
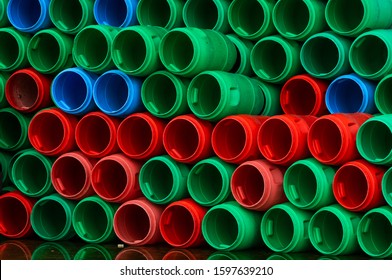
[0,239,373,260]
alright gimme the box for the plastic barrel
[183,0,231,33]
[7,0,52,33]
[333,160,386,212]
[280,74,329,116]
[382,167,392,207]
[51,67,98,115]
[11,149,53,198]
[300,31,352,79]
[6,149,27,185]
[30,194,76,241]
[72,196,117,243]
[73,25,119,74]
[27,28,74,74]
[91,154,141,203]
[51,152,96,200]
[284,158,335,210]
[228,0,275,41]
[375,74,392,114]
[231,159,286,211]
[356,114,392,165]
[0,191,35,238]
[325,74,377,114]
[113,198,164,246]
[93,70,143,118]
[187,71,265,121]
[112,26,168,77]
[0,0,9,27]
[0,27,29,72]
[226,34,254,76]
[257,115,317,166]
[309,204,361,255]
[260,202,313,253]
[28,108,78,156]
[0,108,30,151]
[202,201,262,251]
[5,68,52,113]
[251,35,302,84]
[159,198,207,248]
[349,29,392,81]
[136,0,184,30]
[49,0,95,35]
[93,0,138,28]
[163,114,213,164]
[159,27,237,77]
[117,112,166,160]
[187,157,235,207]
[212,115,268,164]
[272,0,326,41]
[308,113,372,165]
[139,155,189,205]
[75,112,119,158]
[325,0,392,37]
[357,206,392,258]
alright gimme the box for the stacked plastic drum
[1,0,392,260]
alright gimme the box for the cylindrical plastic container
[333,160,386,212]
[0,27,30,71]
[73,25,119,74]
[357,206,392,258]
[91,154,141,203]
[0,72,9,108]
[7,0,52,33]
[113,198,164,246]
[231,160,286,211]
[159,198,207,248]
[0,0,9,27]
[356,114,392,165]
[117,113,166,160]
[226,34,254,76]
[0,152,11,184]
[300,31,352,79]
[308,113,372,166]
[272,0,326,41]
[260,202,313,253]
[163,114,213,164]
[159,27,237,77]
[94,0,138,28]
[11,149,53,198]
[137,0,184,29]
[93,70,143,118]
[28,108,78,156]
[251,35,302,84]
[112,26,168,77]
[349,29,392,80]
[228,0,275,41]
[75,112,119,158]
[202,201,262,251]
[183,0,230,33]
[309,204,361,255]
[280,74,329,116]
[27,28,74,74]
[49,0,95,35]
[212,115,268,164]
[257,115,317,166]
[30,194,76,241]
[139,155,189,205]
[51,67,98,115]
[375,74,392,114]
[5,68,52,113]
[6,149,27,185]
[141,71,190,119]
[325,0,392,37]
[325,74,377,114]
[0,191,35,238]
[51,152,96,200]
[382,167,392,207]
[187,71,264,121]
[0,108,30,151]
[187,157,235,207]
[72,196,117,243]
[74,244,116,260]
[283,158,336,210]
